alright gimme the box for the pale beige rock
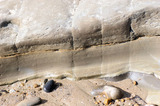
[131,8,160,36]
[16,96,41,106]
[0,57,18,84]
[73,46,102,79]
[0,0,159,55]
[0,0,159,105]
[91,85,123,100]
[15,0,77,53]
[101,42,130,77]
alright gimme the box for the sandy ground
[0,78,149,106]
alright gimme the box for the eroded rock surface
[0,0,159,83]
[0,0,160,104]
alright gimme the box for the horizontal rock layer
[1,36,160,85]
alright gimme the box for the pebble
[16,96,41,106]
[125,98,130,100]
[121,99,125,102]
[115,99,120,102]
[24,80,28,83]
[21,83,25,86]
[133,81,138,85]
[104,98,112,105]
[33,84,39,88]
[9,89,16,93]
[104,99,108,105]
[43,80,56,93]
[44,79,48,84]
[95,102,99,105]
[0,90,8,94]
[37,88,42,91]
[91,85,123,100]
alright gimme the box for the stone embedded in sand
[44,79,48,84]
[24,80,28,83]
[43,80,56,93]
[91,85,123,100]
[133,81,138,85]
[33,84,39,88]
[16,96,41,106]
[0,90,8,94]
[9,89,16,93]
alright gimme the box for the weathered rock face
[0,0,160,104]
[0,0,160,101]
[0,0,159,82]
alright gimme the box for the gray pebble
[16,96,41,106]
[43,80,56,93]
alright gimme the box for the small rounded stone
[44,79,48,84]
[91,85,123,100]
[95,102,99,105]
[125,98,130,100]
[115,99,120,103]
[104,98,112,105]
[38,88,42,91]
[33,84,39,88]
[9,89,16,93]
[21,83,25,86]
[0,90,8,94]
[120,99,125,102]
[16,96,41,106]
[24,80,28,83]
[133,81,138,85]
[43,80,56,93]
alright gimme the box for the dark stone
[43,80,56,93]
[44,79,48,84]
[0,90,8,93]
[0,21,11,28]
[43,80,62,93]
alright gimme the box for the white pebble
[91,85,123,100]
[9,89,16,93]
